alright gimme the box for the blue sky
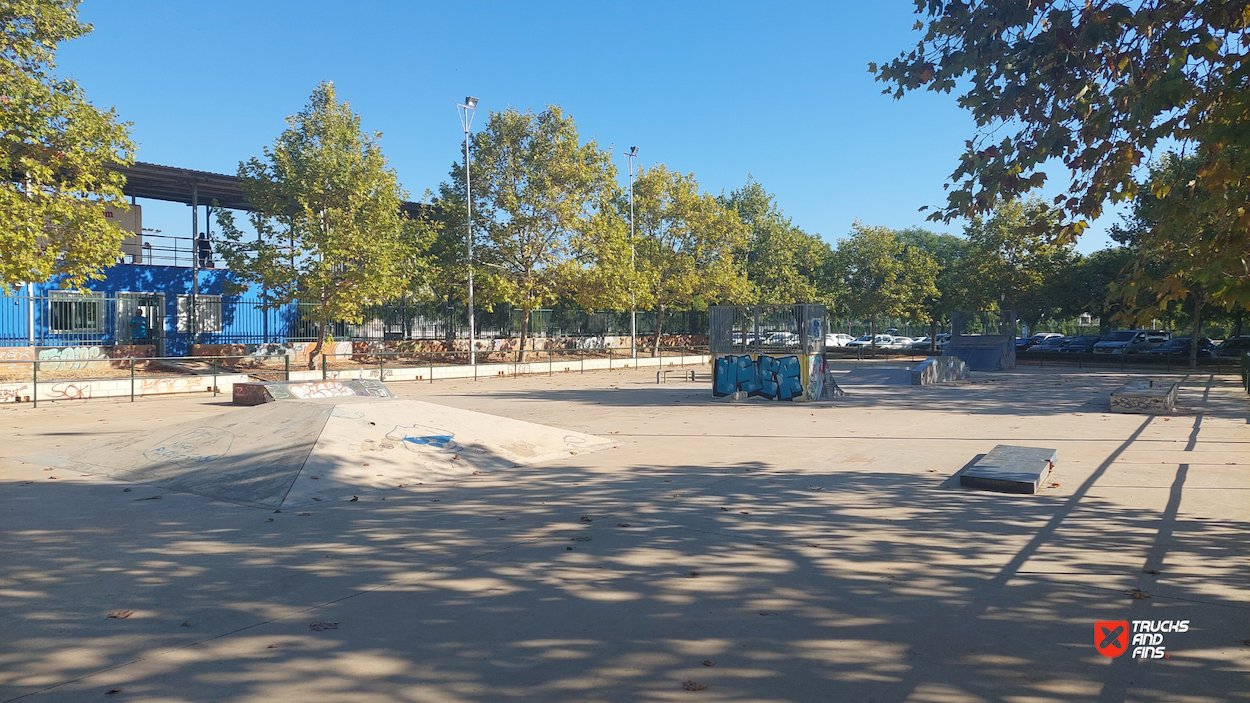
[62,0,1120,253]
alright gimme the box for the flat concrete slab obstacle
[1110,379,1178,414]
[38,398,615,508]
[836,367,914,386]
[233,378,396,405]
[959,445,1057,494]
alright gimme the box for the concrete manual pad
[233,378,396,405]
[959,444,1057,494]
[38,398,615,508]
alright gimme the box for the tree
[895,227,969,351]
[633,165,750,356]
[718,178,834,305]
[831,223,939,345]
[216,82,423,369]
[1110,152,1250,366]
[960,198,1076,332]
[0,0,135,291]
[873,0,1250,248]
[441,105,616,360]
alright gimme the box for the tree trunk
[930,318,938,355]
[519,307,530,363]
[1234,310,1243,340]
[869,317,875,349]
[1189,292,1203,370]
[307,306,327,370]
[653,304,665,358]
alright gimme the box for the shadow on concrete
[2,416,1247,702]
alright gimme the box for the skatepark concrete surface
[1,362,1248,702]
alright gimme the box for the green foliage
[216,82,423,367]
[959,198,1077,329]
[831,223,939,335]
[442,105,616,355]
[0,0,135,291]
[719,178,834,306]
[633,165,750,353]
[874,0,1250,244]
[894,226,968,324]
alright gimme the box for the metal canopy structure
[108,161,433,218]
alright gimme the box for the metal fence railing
[0,345,712,406]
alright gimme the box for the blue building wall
[6,265,306,356]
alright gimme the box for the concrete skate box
[959,445,1057,494]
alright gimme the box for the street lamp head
[465,96,478,109]
[628,146,638,156]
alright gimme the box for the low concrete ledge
[911,355,969,386]
[1110,379,1178,414]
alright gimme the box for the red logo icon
[1095,621,1129,658]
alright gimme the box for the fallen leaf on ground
[136,495,161,500]
[759,612,770,616]
[431,499,440,502]
[719,507,729,511]
[682,680,708,691]
[274,509,281,513]
[1049,483,1061,488]
[310,476,319,480]
[702,660,715,667]
[267,644,280,648]
[1143,569,1160,575]
[105,689,122,695]
[309,621,338,631]
[689,571,700,577]
[473,470,481,475]
[617,522,631,527]
[311,497,322,502]
[43,467,53,471]
[298,512,311,516]
[572,536,592,542]
[739,511,750,514]
[349,496,358,502]
[106,610,134,619]
[266,518,274,522]
[181,622,190,627]
[580,516,593,522]
[1128,589,1150,600]
[123,488,131,492]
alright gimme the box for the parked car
[1092,329,1169,355]
[824,333,856,347]
[885,336,914,349]
[1023,335,1070,352]
[846,334,895,348]
[761,331,799,347]
[1146,337,1215,357]
[1059,335,1102,353]
[1214,336,1250,357]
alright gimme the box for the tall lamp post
[626,146,638,359]
[457,96,479,365]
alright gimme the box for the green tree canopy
[216,82,423,368]
[959,198,1077,330]
[1110,151,1250,364]
[831,223,939,342]
[0,0,135,291]
[873,0,1250,245]
[718,178,834,306]
[441,105,616,358]
[633,165,750,355]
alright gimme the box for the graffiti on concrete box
[713,354,805,401]
[288,381,356,400]
[37,346,106,370]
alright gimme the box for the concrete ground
[1,363,1248,703]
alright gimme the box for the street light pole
[626,146,638,359]
[458,96,479,365]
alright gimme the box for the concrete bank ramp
[43,398,615,508]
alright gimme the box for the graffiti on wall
[140,377,201,395]
[288,380,356,400]
[37,346,106,370]
[713,354,805,401]
[0,385,29,402]
[47,383,91,400]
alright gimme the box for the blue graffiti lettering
[713,354,804,401]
